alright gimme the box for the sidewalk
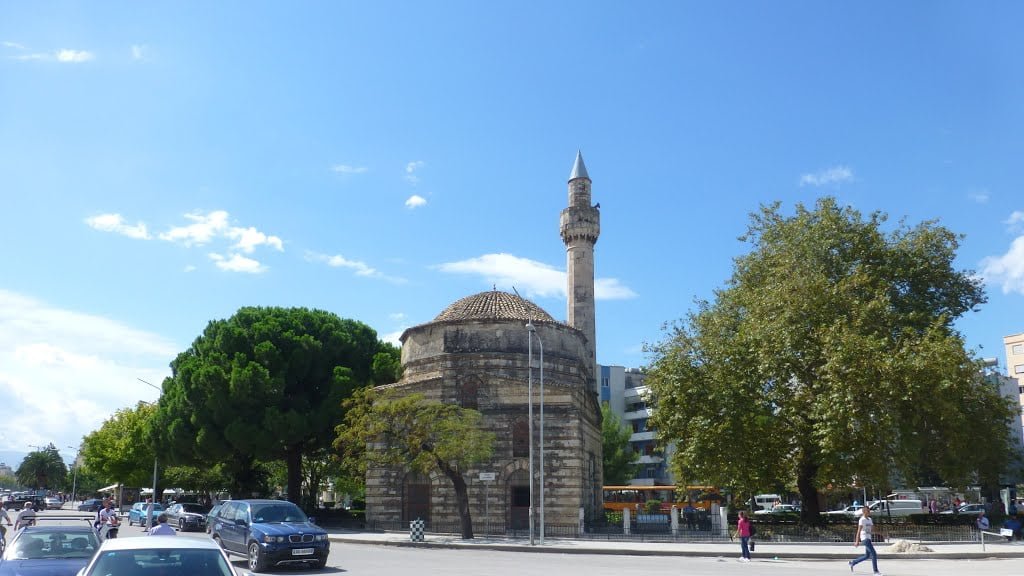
[326,529,1024,560]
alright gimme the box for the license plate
[292,548,315,556]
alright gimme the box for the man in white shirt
[848,505,881,575]
[148,513,177,536]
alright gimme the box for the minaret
[560,151,600,394]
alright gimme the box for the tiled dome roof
[432,290,555,323]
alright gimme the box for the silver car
[76,534,238,576]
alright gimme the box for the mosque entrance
[402,472,431,524]
[508,469,530,530]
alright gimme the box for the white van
[858,499,923,517]
[754,494,782,511]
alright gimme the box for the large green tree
[156,306,389,504]
[17,444,67,489]
[81,403,161,488]
[647,198,1015,524]
[335,388,495,539]
[601,403,637,485]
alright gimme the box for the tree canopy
[336,388,495,539]
[646,198,1014,523]
[601,403,637,485]
[81,403,159,488]
[17,444,67,489]
[156,306,389,502]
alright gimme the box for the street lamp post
[526,321,545,545]
[138,378,161,531]
[67,446,79,506]
[527,323,535,546]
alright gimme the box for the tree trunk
[286,446,303,507]
[797,447,823,525]
[437,458,474,539]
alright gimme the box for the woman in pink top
[737,510,752,561]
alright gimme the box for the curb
[327,535,1024,560]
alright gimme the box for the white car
[44,496,63,510]
[754,503,800,515]
[940,503,986,515]
[824,505,860,516]
[76,532,240,576]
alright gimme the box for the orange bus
[602,485,721,512]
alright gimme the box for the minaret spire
[560,151,600,396]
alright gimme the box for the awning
[98,483,120,492]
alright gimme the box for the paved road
[29,508,1024,576]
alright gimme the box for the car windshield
[4,530,99,560]
[250,502,307,523]
[88,548,233,576]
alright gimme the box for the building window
[1015,364,1024,375]
[1014,344,1024,354]
[602,377,609,388]
[459,377,480,410]
[512,417,529,457]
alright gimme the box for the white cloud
[331,164,368,174]
[388,312,406,321]
[0,290,176,452]
[160,210,230,246]
[436,253,638,301]
[799,166,854,187]
[380,329,405,347]
[3,41,26,50]
[405,160,425,184]
[209,252,266,274]
[405,195,427,209]
[131,45,147,60]
[56,49,94,62]
[1006,211,1024,233]
[968,189,990,204]
[85,213,151,239]
[183,265,197,273]
[306,252,406,283]
[980,236,1024,295]
[226,226,284,253]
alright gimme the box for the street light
[138,378,161,531]
[67,445,79,506]
[526,321,545,545]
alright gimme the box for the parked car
[210,499,329,572]
[126,502,165,526]
[77,499,103,512]
[0,520,99,576]
[165,502,210,532]
[206,503,224,534]
[43,497,63,510]
[941,503,987,515]
[75,530,236,576]
[823,505,861,517]
[754,503,801,515]
[857,499,923,517]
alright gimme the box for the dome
[432,290,555,323]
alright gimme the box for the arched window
[512,417,529,457]
[459,377,480,410]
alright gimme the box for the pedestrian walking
[736,510,752,562]
[148,514,176,536]
[849,505,881,575]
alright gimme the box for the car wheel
[128,517,134,527]
[179,519,186,531]
[312,555,328,569]
[248,542,269,572]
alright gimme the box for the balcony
[635,454,664,465]
[624,408,653,420]
[630,431,656,442]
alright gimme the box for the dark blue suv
[209,499,329,572]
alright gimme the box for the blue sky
[1,1,1022,462]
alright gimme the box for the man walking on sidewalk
[848,505,881,575]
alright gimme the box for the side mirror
[234,518,248,526]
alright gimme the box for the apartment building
[1005,333,1024,432]
[600,365,675,485]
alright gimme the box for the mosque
[365,152,604,532]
